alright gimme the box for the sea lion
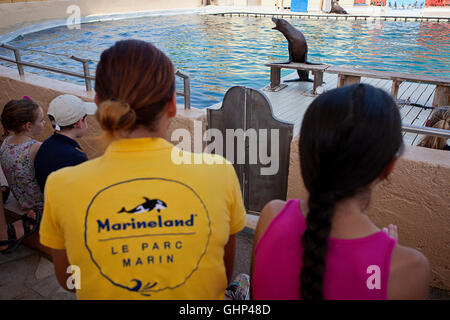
[272,17,319,82]
[330,0,348,14]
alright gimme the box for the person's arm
[224,162,246,284]
[29,141,42,162]
[224,234,236,284]
[250,200,286,299]
[51,249,76,293]
[40,172,72,291]
[388,244,430,300]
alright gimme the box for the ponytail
[94,39,175,144]
[96,100,136,142]
[1,99,40,135]
[300,192,336,300]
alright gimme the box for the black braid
[297,84,402,300]
[300,192,336,300]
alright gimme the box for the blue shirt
[34,132,88,192]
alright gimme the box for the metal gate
[207,86,294,214]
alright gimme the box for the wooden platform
[208,71,438,146]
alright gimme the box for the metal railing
[0,44,191,110]
[402,124,450,139]
[217,12,450,23]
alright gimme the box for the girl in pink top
[251,84,430,300]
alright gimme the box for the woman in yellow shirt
[39,39,246,299]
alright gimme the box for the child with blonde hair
[418,106,450,151]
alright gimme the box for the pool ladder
[0,43,191,110]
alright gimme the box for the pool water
[2,14,449,108]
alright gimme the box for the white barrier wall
[0,0,203,38]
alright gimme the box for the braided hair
[298,84,403,299]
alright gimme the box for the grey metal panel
[207,86,246,188]
[245,88,294,212]
[208,86,294,213]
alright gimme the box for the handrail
[0,44,192,110]
[175,69,191,110]
[402,124,450,139]
[217,12,450,23]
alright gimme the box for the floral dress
[0,136,43,211]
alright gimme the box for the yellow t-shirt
[39,137,246,300]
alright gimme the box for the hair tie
[22,96,32,101]
[120,101,131,112]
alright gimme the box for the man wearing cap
[34,94,97,193]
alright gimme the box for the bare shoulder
[30,141,42,161]
[254,200,287,245]
[388,243,430,300]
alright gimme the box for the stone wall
[0,0,203,38]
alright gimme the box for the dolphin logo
[117,197,167,214]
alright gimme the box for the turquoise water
[2,15,449,108]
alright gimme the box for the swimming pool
[2,14,449,108]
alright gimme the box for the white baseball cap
[48,94,97,130]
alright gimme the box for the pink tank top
[252,199,396,300]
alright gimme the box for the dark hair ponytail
[298,84,403,300]
[95,39,175,142]
[1,99,40,135]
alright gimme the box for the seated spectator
[0,98,44,253]
[251,84,430,300]
[417,106,449,151]
[34,94,97,192]
[39,39,246,299]
[0,98,44,212]
[0,193,38,254]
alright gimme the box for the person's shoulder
[29,140,42,159]
[254,200,287,244]
[201,152,230,165]
[69,146,88,161]
[391,244,429,274]
[34,136,54,158]
[388,243,430,299]
[177,149,234,173]
[35,134,63,157]
[46,156,101,185]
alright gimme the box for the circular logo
[84,178,211,296]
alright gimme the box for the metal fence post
[184,77,191,110]
[1,44,24,76]
[12,47,24,77]
[175,69,191,110]
[71,55,92,91]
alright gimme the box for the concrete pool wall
[0,0,204,42]
[0,67,449,290]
